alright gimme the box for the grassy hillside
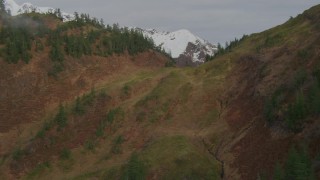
[1,4,320,180]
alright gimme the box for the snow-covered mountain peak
[4,0,20,15]
[4,0,74,21]
[139,28,217,65]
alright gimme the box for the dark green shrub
[122,84,131,96]
[60,148,71,160]
[111,135,124,154]
[122,153,146,180]
[84,139,96,151]
[12,148,24,161]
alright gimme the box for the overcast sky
[15,0,320,44]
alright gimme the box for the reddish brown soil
[0,51,166,132]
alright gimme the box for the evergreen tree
[55,104,68,129]
[73,97,85,115]
[50,41,64,62]
[273,162,284,180]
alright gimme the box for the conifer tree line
[208,34,248,61]
[0,0,157,65]
[0,27,33,63]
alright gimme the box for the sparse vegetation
[111,135,125,154]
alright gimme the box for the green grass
[203,109,220,126]
[177,82,193,103]
[134,71,185,123]
[138,136,220,180]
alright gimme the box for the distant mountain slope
[4,0,74,21]
[138,28,217,66]
[4,0,216,66]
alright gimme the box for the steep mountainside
[139,28,217,66]
[0,3,320,180]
